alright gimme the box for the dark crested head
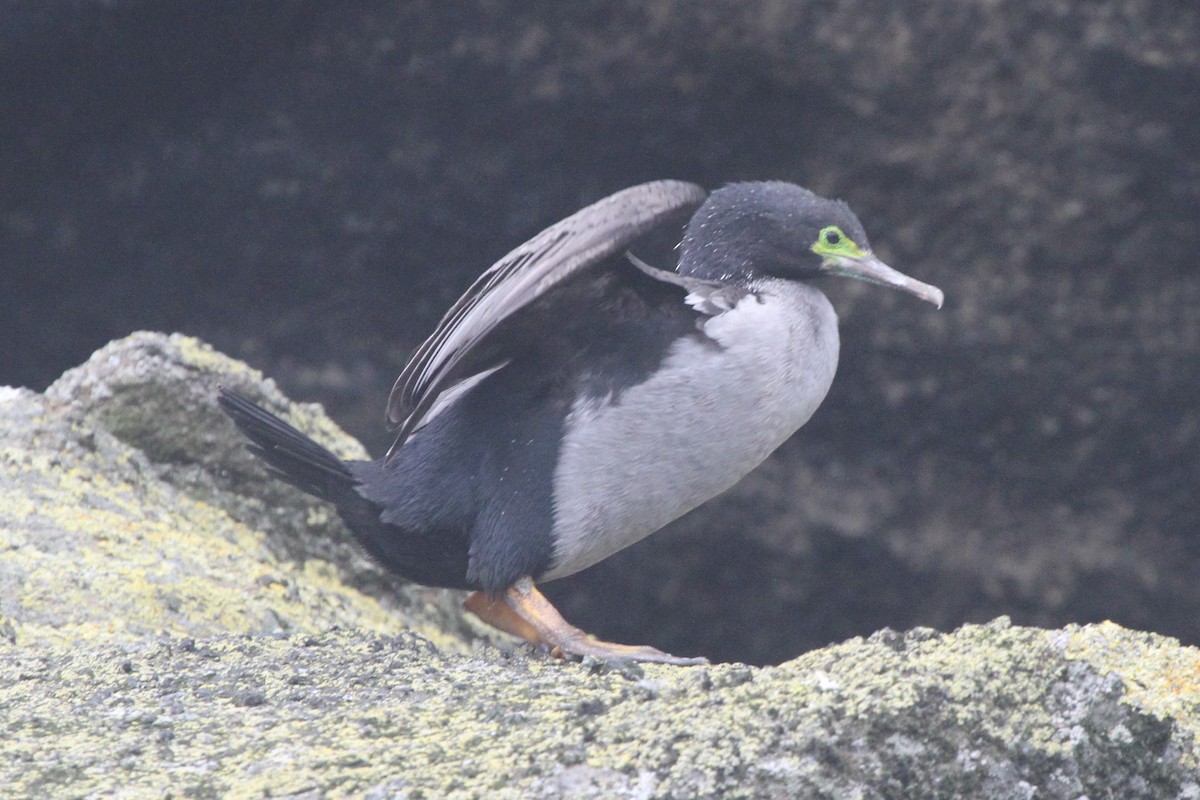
[679,182,866,281]
[678,181,943,307]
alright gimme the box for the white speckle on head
[543,278,840,580]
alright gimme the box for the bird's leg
[463,590,545,645]
[465,577,708,666]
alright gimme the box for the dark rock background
[3,1,1198,665]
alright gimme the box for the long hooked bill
[828,253,944,308]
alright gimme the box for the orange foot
[465,576,707,666]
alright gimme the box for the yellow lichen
[0,404,465,652]
[1063,620,1200,752]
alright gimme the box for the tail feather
[219,386,475,589]
[217,386,356,504]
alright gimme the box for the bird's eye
[812,225,864,259]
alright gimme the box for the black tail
[217,386,357,505]
[218,386,472,589]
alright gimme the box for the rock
[2,333,1197,795]
[0,332,473,651]
[1,618,1197,797]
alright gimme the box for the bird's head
[678,181,943,308]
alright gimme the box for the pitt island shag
[218,180,943,665]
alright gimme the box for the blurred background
[3,1,1197,665]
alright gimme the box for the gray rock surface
[3,0,1198,665]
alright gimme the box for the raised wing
[385,180,708,458]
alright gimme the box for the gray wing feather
[385,180,708,458]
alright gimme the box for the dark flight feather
[385,180,708,458]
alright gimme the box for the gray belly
[542,279,839,581]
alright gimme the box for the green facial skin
[811,224,944,308]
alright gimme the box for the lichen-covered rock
[2,333,1198,796]
[1,620,1197,798]
[0,332,473,651]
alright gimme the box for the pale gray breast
[543,278,840,580]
